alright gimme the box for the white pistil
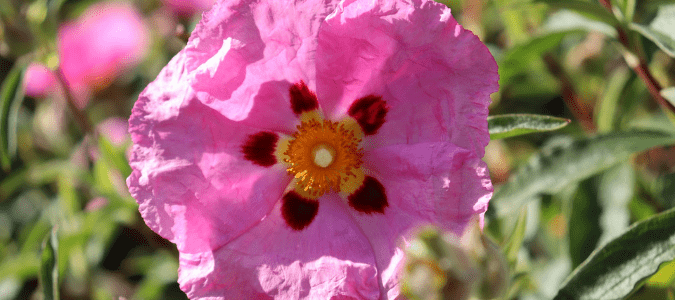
[313,145,334,168]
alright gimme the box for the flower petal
[316,0,498,156]
[348,141,493,298]
[128,51,291,254]
[185,0,339,122]
[178,195,381,299]
[347,176,388,214]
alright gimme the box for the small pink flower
[58,2,149,108]
[24,63,57,98]
[98,117,130,148]
[161,0,215,17]
[127,0,498,299]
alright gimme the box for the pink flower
[161,0,215,17]
[58,2,149,108]
[127,0,498,299]
[98,117,130,148]
[24,63,57,98]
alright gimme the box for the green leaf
[488,114,570,140]
[493,130,675,215]
[569,179,602,268]
[40,228,59,300]
[662,87,675,107]
[630,5,675,57]
[543,10,616,37]
[499,31,574,86]
[612,0,636,22]
[0,62,27,171]
[554,207,675,300]
[534,0,620,27]
[597,163,634,245]
[502,208,528,266]
[595,68,631,133]
[98,135,131,177]
[631,24,675,57]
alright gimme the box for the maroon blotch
[289,81,319,115]
[348,176,388,214]
[281,191,319,230]
[347,95,388,135]
[241,131,278,167]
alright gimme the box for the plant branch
[54,68,96,138]
[601,1,675,115]
[543,53,596,133]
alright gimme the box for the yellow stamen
[283,117,364,199]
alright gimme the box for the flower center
[284,118,363,198]
[312,144,335,168]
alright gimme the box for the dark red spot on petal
[241,131,278,167]
[281,191,319,230]
[289,81,319,115]
[348,176,388,214]
[348,95,388,135]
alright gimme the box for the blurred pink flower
[161,0,214,17]
[85,197,109,211]
[24,63,57,98]
[98,117,130,148]
[57,2,149,108]
[90,117,131,161]
[127,0,498,299]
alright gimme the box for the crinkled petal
[350,141,493,298]
[185,0,339,124]
[179,195,380,300]
[316,0,498,157]
[128,51,291,254]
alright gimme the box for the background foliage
[1,0,675,299]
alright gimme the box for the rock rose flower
[58,2,149,108]
[127,0,498,299]
[24,63,57,98]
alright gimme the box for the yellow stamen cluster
[283,118,363,198]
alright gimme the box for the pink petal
[353,141,493,298]
[162,0,215,17]
[315,0,498,157]
[178,195,380,299]
[128,51,291,254]
[184,0,339,122]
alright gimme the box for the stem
[543,54,596,133]
[598,0,612,11]
[602,1,675,115]
[54,68,97,138]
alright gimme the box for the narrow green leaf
[493,130,675,215]
[503,208,528,266]
[662,87,675,107]
[98,135,132,177]
[631,24,675,57]
[569,179,602,268]
[596,68,630,133]
[488,114,570,140]
[0,62,27,171]
[554,207,675,300]
[534,0,620,27]
[597,163,633,245]
[40,228,59,300]
[543,10,616,37]
[500,32,574,85]
[629,5,675,57]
